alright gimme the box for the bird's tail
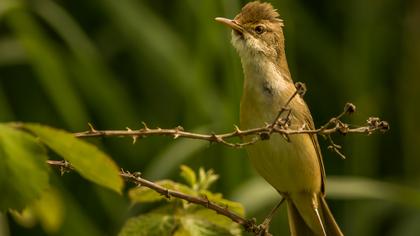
[286,193,343,236]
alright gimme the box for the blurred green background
[1,0,419,235]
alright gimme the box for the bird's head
[216,1,285,63]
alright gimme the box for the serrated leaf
[180,165,196,188]
[118,213,178,236]
[25,124,123,193]
[177,215,239,236]
[129,180,194,204]
[0,124,50,211]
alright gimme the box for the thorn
[328,145,346,159]
[210,133,223,143]
[87,123,97,133]
[174,126,183,139]
[125,127,139,143]
[164,189,170,199]
[335,149,346,160]
[201,194,210,208]
[141,121,150,131]
[132,135,138,144]
[234,125,242,135]
[280,133,290,142]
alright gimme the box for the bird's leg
[258,197,286,235]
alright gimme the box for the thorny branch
[46,160,264,235]
[75,82,389,158]
[46,83,389,235]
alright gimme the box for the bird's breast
[239,70,321,194]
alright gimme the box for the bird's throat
[240,56,295,130]
[241,56,290,99]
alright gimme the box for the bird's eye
[254,25,265,34]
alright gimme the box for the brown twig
[74,103,389,152]
[44,87,389,235]
[70,92,389,160]
[46,160,263,235]
[73,83,388,151]
[72,100,388,160]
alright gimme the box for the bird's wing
[303,108,326,196]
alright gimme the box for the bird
[215,1,343,235]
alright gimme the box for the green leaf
[118,213,178,236]
[9,208,37,228]
[0,124,50,211]
[129,180,194,204]
[177,215,239,236]
[180,165,196,188]
[10,187,65,233]
[192,209,242,236]
[25,124,123,193]
[201,191,245,217]
[198,168,218,191]
[31,187,65,233]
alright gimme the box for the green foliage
[0,124,49,211]
[180,165,197,189]
[25,124,123,193]
[119,213,177,236]
[119,212,241,236]
[10,187,64,233]
[123,167,244,236]
[0,123,123,233]
[0,122,244,235]
[0,0,418,235]
[177,216,239,236]
[129,180,194,203]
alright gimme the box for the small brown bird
[216,2,343,236]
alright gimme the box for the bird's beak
[215,17,244,35]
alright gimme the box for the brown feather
[235,1,282,23]
[303,110,327,195]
